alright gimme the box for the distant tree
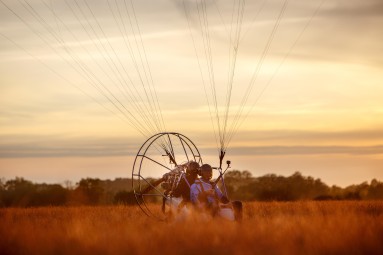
[367,179,383,199]
[31,184,68,206]
[233,172,331,201]
[224,170,254,200]
[0,178,5,207]
[114,190,137,205]
[63,180,74,190]
[74,178,105,205]
[1,173,383,207]
[329,185,343,199]
[2,177,36,207]
[0,178,5,189]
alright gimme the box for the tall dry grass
[1,201,383,255]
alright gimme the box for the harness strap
[197,180,219,204]
[197,180,207,203]
[198,181,205,192]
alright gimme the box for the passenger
[190,163,229,216]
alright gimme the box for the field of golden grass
[1,201,383,255]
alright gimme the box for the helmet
[186,161,200,175]
[200,164,212,172]
[199,164,213,178]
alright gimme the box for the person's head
[186,161,200,176]
[200,164,213,181]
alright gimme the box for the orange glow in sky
[1,0,383,187]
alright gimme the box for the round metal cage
[131,132,202,220]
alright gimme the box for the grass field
[1,201,383,255]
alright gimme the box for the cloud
[2,128,383,158]
[319,0,383,18]
[232,129,383,144]
[226,145,383,156]
[0,134,140,158]
[5,142,383,158]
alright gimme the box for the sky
[1,0,383,187]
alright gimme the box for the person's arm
[214,185,229,204]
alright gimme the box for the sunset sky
[1,0,382,187]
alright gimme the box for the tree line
[1,171,383,207]
[224,171,383,201]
